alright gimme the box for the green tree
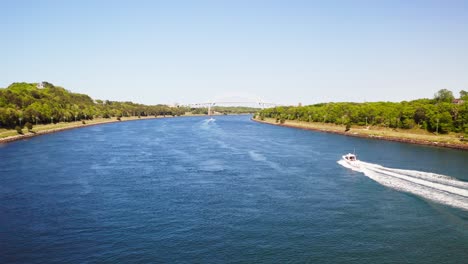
[25,122,33,131]
[434,89,455,103]
[460,90,468,100]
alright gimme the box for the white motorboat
[343,153,357,162]
[341,153,361,170]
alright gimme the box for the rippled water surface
[1,116,467,263]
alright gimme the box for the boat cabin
[344,153,357,161]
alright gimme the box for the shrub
[280,118,285,124]
[25,122,33,131]
[117,117,121,121]
[82,120,86,124]
[401,119,415,129]
[345,123,351,132]
[15,126,23,134]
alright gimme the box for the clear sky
[2,0,468,105]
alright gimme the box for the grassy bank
[0,116,169,143]
[254,117,468,150]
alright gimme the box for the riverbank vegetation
[0,82,257,132]
[257,89,468,137]
[0,116,162,141]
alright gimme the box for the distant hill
[0,82,259,129]
[0,82,186,128]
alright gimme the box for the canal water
[0,115,467,263]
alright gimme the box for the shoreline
[252,118,468,151]
[0,115,175,144]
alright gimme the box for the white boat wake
[338,159,468,211]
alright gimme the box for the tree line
[257,89,468,135]
[0,82,257,129]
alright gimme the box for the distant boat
[207,117,215,122]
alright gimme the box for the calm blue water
[0,115,467,263]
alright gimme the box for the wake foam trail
[338,160,468,211]
[337,160,361,172]
[248,150,282,172]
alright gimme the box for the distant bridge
[188,101,280,108]
[187,100,281,115]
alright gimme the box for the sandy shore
[253,118,468,151]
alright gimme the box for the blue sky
[2,0,468,105]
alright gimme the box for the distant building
[36,82,45,89]
[298,102,302,107]
[453,99,465,105]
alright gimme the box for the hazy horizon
[3,0,468,105]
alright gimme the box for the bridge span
[187,101,281,115]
